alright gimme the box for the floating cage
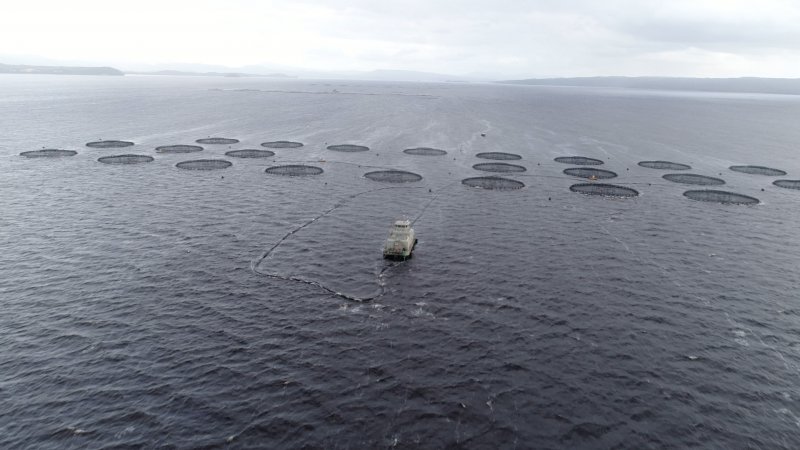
[554,156,603,165]
[663,173,725,186]
[563,167,617,179]
[261,141,303,149]
[265,164,324,176]
[638,161,691,170]
[683,190,759,205]
[569,183,638,197]
[327,144,370,152]
[98,154,154,164]
[462,176,525,190]
[86,140,134,148]
[195,137,239,145]
[156,144,203,153]
[364,170,423,183]
[773,179,800,190]
[175,159,232,170]
[403,147,447,156]
[20,149,77,158]
[226,149,275,158]
[473,162,527,173]
[729,165,787,176]
[476,152,521,160]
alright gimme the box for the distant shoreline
[0,63,123,76]
[498,76,800,95]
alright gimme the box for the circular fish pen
[563,168,617,179]
[261,141,303,149]
[729,165,787,176]
[473,162,527,173]
[476,152,521,160]
[663,173,725,186]
[86,140,134,149]
[569,183,638,198]
[226,149,275,158]
[156,144,203,154]
[462,176,525,190]
[364,170,423,183]
[98,154,154,164]
[20,149,77,158]
[196,137,239,145]
[265,164,324,176]
[554,156,603,165]
[327,144,370,152]
[773,179,800,190]
[683,190,759,205]
[403,147,447,156]
[175,159,232,170]
[638,161,692,170]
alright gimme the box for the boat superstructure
[383,219,416,259]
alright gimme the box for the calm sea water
[2,75,800,448]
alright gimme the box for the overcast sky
[3,0,800,78]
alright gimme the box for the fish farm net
[20,149,77,158]
[226,149,275,158]
[156,145,203,153]
[265,164,324,176]
[729,165,787,176]
[175,159,232,170]
[195,137,239,145]
[683,190,759,204]
[364,170,423,183]
[569,183,639,197]
[403,147,447,156]
[98,154,154,164]
[473,162,527,173]
[327,144,370,152]
[638,161,692,170]
[476,152,522,160]
[86,140,134,148]
[462,176,525,190]
[554,156,604,165]
[663,173,725,185]
[261,141,303,149]
[563,168,617,179]
[773,180,800,190]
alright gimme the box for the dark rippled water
[2,75,800,448]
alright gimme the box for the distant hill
[499,76,800,95]
[128,70,295,78]
[0,63,123,76]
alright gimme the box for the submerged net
[554,156,603,165]
[20,149,77,157]
[327,144,370,152]
[261,141,303,149]
[683,189,759,204]
[638,161,692,170]
[404,147,447,156]
[196,137,239,145]
[473,162,527,173]
[175,159,232,170]
[663,173,725,185]
[462,176,525,190]
[773,179,800,190]
[86,140,134,148]
[563,168,617,179]
[476,152,521,160]
[226,149,275,158]
[265,164,324,176]
[364,170,423,183]
[156,144,203,153]
[729,165,787,176]
[98,154,154,164]
[569,183,638,197]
